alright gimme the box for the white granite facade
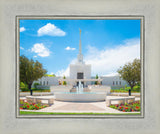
[33,75,128,89]
[69,64,91,79]
[69,63,91,86]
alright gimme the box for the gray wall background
[0,0,160,134]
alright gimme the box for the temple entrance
[77,72,84,86]
[77,72,83,79]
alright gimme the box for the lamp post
[28,82,32,96]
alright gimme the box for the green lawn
[110,89,140,93]
[20,111,140,115]
[20,88,50,92]
[20,89,51,93]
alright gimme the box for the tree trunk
[28,82,32,96]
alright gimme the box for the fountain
[54,81,107,102]
[76,81,84,93]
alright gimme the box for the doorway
[77,72,84,86]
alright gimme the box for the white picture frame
[0,0,160,134]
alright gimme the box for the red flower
[125,107,128,109]
[119,107,122,109]
[20,107,23,109]
[123,110,125,112]
[37,107,39,109]
[27,105,29,108]
[136,106,139,109]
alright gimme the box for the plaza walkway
[38,100,123,113]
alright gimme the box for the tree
[62,76,67,85]
[95,74,99,85]
[117,59,140,96]
[44,74,56,77]
[20,55,47,95]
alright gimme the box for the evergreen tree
[95,74,99,85]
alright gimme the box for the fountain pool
[54,81,106,102]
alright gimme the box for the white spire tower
[77,29,84,64]
[69,29,91,83]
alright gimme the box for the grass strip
[20,111,140,115]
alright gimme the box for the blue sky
[20,19,140,77]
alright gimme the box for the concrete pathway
[36,100,123,113]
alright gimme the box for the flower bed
[19,99,49,110]
[109,101,140,112]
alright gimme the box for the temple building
[69,29,91,86]
[33,29,128,89]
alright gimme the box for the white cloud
[84,38,140,76]
[102,72,119,77]
[31,43,51,57]
[65,46,76,51]
[20,27,26,32]
[37,23,66,36]
[50,72,54,75]
[55,38,140,77]
[55,67,70,77]
[20,47,24,50]
[33,55,37,58]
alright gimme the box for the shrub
[109,101,140,112]
[19,99,49,110]
[132,85,140,92]
[63,76,67,85]
[111,85,140,93]
[63,81,67,85]
[20,82,28,92]
[33,83,40,89]
[125,86,131,90]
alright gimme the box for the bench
[125,97,135,103]
[26,96,54,105]
[106,96,135,106]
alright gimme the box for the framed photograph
[16,16,144,118]
[0,0,160,134]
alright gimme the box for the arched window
[43,81,45,85]
[113,81,115,85]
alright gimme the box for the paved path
[38,100,123,113]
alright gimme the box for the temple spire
[79,29,82,54]
[77,29,84,64]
